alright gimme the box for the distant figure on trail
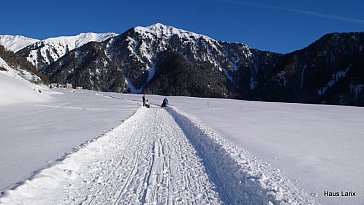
[142,95,146,106]
[142,95,150,108]
[161,98,168,108]
[145,99,151,108]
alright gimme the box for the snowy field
[165,96,364,205]
[108,93,364,205]
[1,74,364,204]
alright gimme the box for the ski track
[0,107,221,205]
[0,106,318,205]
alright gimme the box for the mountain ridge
[15,32,118,70]
[44,24,364,106]
[0,35,39,52]
[1,23,363,106]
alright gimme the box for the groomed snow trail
[0,107,221,205]
[0,106,318,205]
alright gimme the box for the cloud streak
[208,9,265,37]
[219,0,364,24]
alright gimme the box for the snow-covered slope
[0,57,50,105]
[0,56,40,83]
[0,35,39,52]
[18,32,118,69]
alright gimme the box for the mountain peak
[146,22,168,29]
[134,23,213,42]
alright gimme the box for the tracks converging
[0,106,317,205]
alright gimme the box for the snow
[0,90,139,193]
[300,63,307,88]
[132,23,247,92]
[250,63,258,90]
[26,50,40,67]
[41,32,118,52]
[104,37,116,61]
[165,96,364,205]
[168,107,316,204]
[278,70,288,87]
[134,23,224,61]
[0,108,223,204]
[0,57,50,105]
[0,92,316,204]
[23,32,118,67]
[1,87,363,204]
[135,23,208,40]
[0,35,39,52]
[124,77,141,94]
[317,67,350,95]
[0,74,49,106]
[147,63,156,82]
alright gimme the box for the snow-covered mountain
[40,24,364,106]
[0,35,39,52]
[17,32,118,70]
[129,23,234,69]
[106,23,261,91]
[44,23,279,97]
[2,23,363,106]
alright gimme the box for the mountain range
[1,23,363,106]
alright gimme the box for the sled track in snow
[167,107,318,205]
[0,106,318,205]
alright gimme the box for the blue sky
[1,0,363,53]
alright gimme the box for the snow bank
[0,90,139,192]
[0,57,50,105]
[0,74,50,105]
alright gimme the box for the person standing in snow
[161,98,168,108]
[142,95,146,106]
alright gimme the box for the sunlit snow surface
[0,85,363,204]
[0,35,39,52]
[166,96,364,205]
[0,58,50,105]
